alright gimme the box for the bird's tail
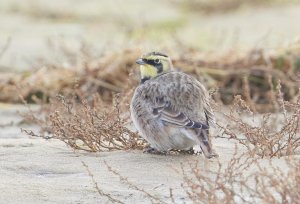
[197,129,218,158]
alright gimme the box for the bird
[130,52,218,158]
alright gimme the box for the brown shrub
[51,94,146,151]
[0,47,140,104]
[216,83,300,158]
[182,150,300,204]
[174,0,289,14]
[2,45,299,113]
[22,93,145,152]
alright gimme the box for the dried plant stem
[216,87,300,157]
[81,160,124,204]
[103,161,166,204]
[182,150,300,203]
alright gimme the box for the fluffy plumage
[130,52,217,158]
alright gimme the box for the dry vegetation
[1,43,300,110]
[15,45,299,203]
[15,42,299,155]
[182,150,300,204]
[47,94,144,152]
[216,86,300,158]
[21,93,145,152]
[2,41,299,203]
[173,0,300,14]
[79,148,300,203]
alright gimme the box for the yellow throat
[140,64,158,78]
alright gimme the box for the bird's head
[136,52,173,83]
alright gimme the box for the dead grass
[21,92,145,152]
[175,0,300,14]
[174,46,300,112]
[81,160,124,204]
[103,160,168,204]
[0,45,140,103]
[182,150,300,204]
[1,43,299,113]
[215,81,300,158]
[49,94,145,152]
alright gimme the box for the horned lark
[130,52,217,158]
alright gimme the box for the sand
[1,104,298,203]
[0,104,207,203]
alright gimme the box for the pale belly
[148,126,197,151]
[131,107,197,151]
[167,132,196,150]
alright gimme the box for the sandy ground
[0,104,297,203]
[0,104,218,203]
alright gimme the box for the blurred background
[1,0,300,71]
[0,0,300,107]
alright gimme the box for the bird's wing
[148,72,217,158]
[152,96,216,158]
[152,97,209,130]
[147,72,216,128]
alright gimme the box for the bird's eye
[154,59,160,64]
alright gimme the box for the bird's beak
[136,58,146,65]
